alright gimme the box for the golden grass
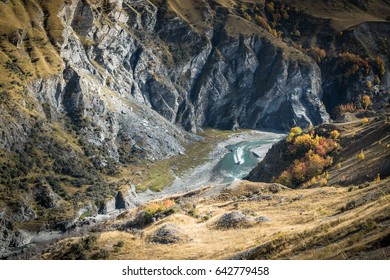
[167,0,210,33]
[42,176,389,259]
[283,0,390,31]
[0,0,64,96]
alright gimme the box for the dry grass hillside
[0,0,65,95]
[40,116,390,260]
[284,0,390,30]
[40,179,389,260]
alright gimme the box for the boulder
[213,211,253,229]
[148,224,188,244]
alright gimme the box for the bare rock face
[0,215,26,258]
[34,186,61,209]
[0,0,333,174]
[246,140,289,183]
[20,0,330,166]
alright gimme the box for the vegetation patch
[275,126,340,187]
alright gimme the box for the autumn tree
[361,95,372,110]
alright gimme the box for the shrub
[292,134,317,152]
[144,199,176,220]
[276,128,338,187]
[275,170,293,187]
[281,9,289,20]
[318,178,328,186]
[358,150,365,161]
[306,153,331,178]
[291,160,307,181]
[374,56,386,76]
[305,47,327,64]
[265,2,275,14]
[361,95,372,110]
[336,103,356,116]
[339,52,371,78]
[286,126,303,142]
[330,130,340,140]
[255,15,271,32]
[272,13,281,22]
[0,91,11,104]
[91,249,109,260]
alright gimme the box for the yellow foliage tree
[361,95,372,110]
[330,130,340,140]
[358,150,365,161]
[286,126,303,142]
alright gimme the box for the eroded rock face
[0,216,25,257]
[20,0,330,165]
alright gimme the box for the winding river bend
[214,139,280,183]
[143,130,285,199]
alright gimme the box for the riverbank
[101,130,284,216]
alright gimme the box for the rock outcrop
[148,224,189,244]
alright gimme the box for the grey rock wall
[23,0,329,162]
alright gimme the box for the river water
[136,130,284,202]
[213,139,279,183]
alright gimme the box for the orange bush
[291,160,307,181]
[162,199,175,208]
[305,47,327,64]
[306,153,332,178]
[277,128,338,187]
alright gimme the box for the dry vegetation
[40,178,390,260]
[0,0,65,96]
[40,116,390,260]
[283,0,390,31]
